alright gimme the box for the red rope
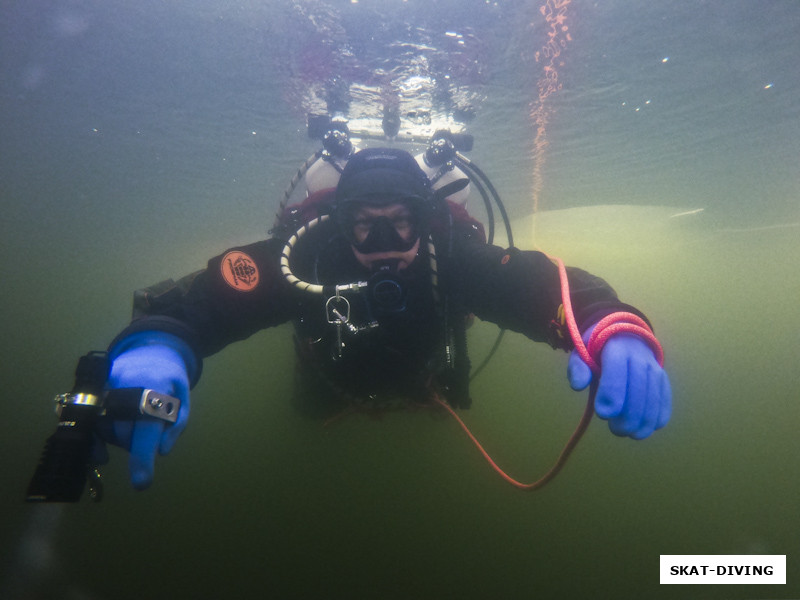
[439,255,664,491]
[433,391,595,491]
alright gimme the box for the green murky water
[2,1,798,598]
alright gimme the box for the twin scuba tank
[304,130,472,206]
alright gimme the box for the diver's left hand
[567,325,672,439]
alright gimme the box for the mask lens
[342,199,422,253]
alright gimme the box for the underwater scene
[1,1,798,598]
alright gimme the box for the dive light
[25,351,180,503]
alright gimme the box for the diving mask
[341,199,424,254]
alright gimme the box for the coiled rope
[434,255,664,491]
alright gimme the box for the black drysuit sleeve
[448,237,649,351]
[110,238,301,362]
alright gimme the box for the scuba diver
[41,146,672,493]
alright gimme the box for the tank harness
[276,187,474,410]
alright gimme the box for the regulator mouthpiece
[368,259,407,313]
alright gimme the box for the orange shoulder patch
[220,250,259,292]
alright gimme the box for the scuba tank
[414,137,471,206]
[304,123,358,195]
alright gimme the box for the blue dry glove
[98,331,197,489]
[567,324,671,439]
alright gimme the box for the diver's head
[334,147,432,271]
[347,202,422,271]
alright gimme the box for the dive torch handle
[25,401,99,503]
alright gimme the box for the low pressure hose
[279,214,330,295]
[280,214,438,299]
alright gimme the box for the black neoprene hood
[334,147,432,206]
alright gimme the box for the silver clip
[139,390,180,423]
[326,294,351,360]
[325,294,351,324]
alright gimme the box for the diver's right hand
[97,331,196,490]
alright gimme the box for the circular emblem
[221,251,259,291]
